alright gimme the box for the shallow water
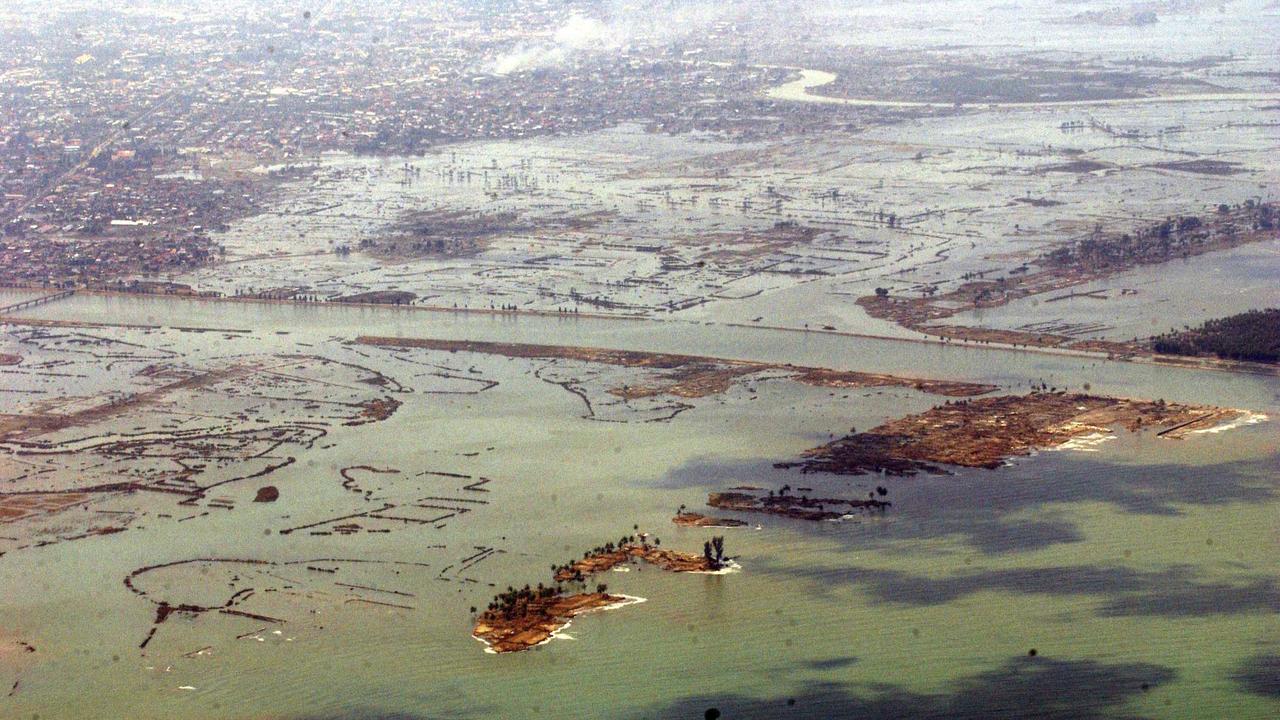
[945,239,1280,342]
[2,295,1277,719]
[4,1,1279,716]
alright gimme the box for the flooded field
[944,239,1280,342]
[5,104,1278,714]
[2,1,1278,718]
[2,294,1277,719]
[167,97,1277,336]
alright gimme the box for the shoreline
[1189,410,1269,435]
[687,560,742,576]
[1052,431,1117,453]
[473,594,649,655]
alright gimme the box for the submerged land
[0,0,1277,718]
[858,203,1278,359]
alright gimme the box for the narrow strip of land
[355,335,996,398]
[4,275,1275,380]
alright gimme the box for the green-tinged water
[1,295,1277,719]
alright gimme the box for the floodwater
[2,293,1277,719]
[944,239,1280,342]
[0,288,45,305]
[5,2,1279,716]
[161,105,1276,327]
[765,68,1280,108]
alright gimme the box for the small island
[708,487,890,521]
[778,391,1246,476]
[471,589,634,654]
[473,535,731,654]
[672,507,748,528]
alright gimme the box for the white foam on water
[1053,432,1117,452]
[689,559,742,575]
[596,594,647,611]
[1192,411,1268,435]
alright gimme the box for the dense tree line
[1041,202,1274,273]
[1151,309,1280,363]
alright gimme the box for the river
[765,67,1280,109]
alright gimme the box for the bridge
[0,289,76,315]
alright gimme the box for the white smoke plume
[487,15,621,74]
[483,2,737,75]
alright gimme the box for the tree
[705,536,726,569]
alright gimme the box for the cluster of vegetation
[1040,201,1274,272]
[1042,214,1207,270]
[550,534,658,582]
[479,583,565,620]
[478,578,616,619]
[478,534,652,618]
[476,528,727,619]
[1151,309,1280,363]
